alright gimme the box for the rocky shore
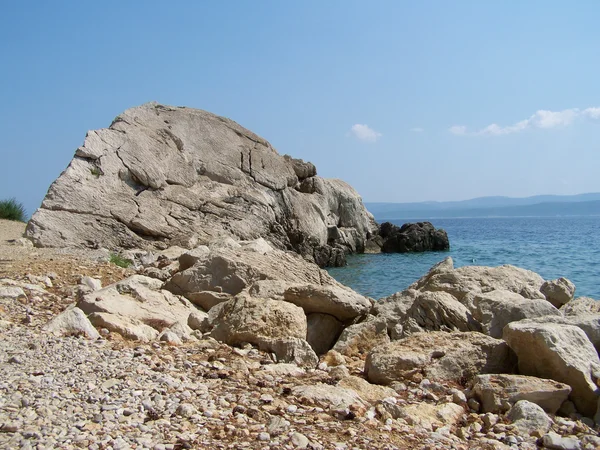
[2,104,599,449]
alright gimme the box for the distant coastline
[366,193,600,220]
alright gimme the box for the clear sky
[2,1,599,216]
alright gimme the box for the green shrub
[109,253,132,268]
[0,198,27,222]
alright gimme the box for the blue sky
[1,1,599,216]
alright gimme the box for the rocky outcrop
[364,331,516,385]
[471,374,571,414]
[541,277,576,308]
[378,222,449,253]
[26,102,377,267]
[43,306,100,339]
[503,321,600,417]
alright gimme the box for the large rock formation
[378,222,449,253]
[26,102,377,267]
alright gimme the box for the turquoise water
[328,217,600,300]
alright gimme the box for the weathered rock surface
[26,102,377,267]
[471,374,571,414]
[472,290,561,338]
[504,321,600,417]
[291,384,365,409]
[541,277,576,308]
[43,305,100,339]
[378,222,449,253]
[332,316,390,356]
[77,275,197,331]
[306,313,343,355]
[365,331,516,385]
[561,297,600,316]
[410,262,545,307]
[507,400,552,436]
[209,295,307,345]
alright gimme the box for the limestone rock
[379,221,449,253]
[472,290,561,338]
[209,295,307,346]
[77,275,196,340]
[87,312,159,342]
[187,310,209,332]
[380,401,464,429]
[291,384,365,409]
[256,337,318,368]
[541,432,582,450]
[506,400,552,436]
[371,288,419,335]
[400,291,481,337]
[306,313,343,355]
[26,102,377,267]
[43,306,100,339]
[541,277,576,308]
[561,297,600,316]
[472,374,571,414]
[410,263,545,306]
[503,321,600,417]
[337,376,396,404]
[332,316,389,356]
[365,331,515,385]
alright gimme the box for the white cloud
[449,125,467,136]
[350,123,381,142]
[410,127,425,133]
[350,124,382,142]
[450,106,600,136]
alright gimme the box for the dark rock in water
[25,102,378,267]
[379,221,449,253]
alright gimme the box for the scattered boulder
[337,376,396,404]
[472,290,561,338]
[87,312,159,342]
[503,321,600,417]
[257,337,318,368]
[209,295,307,346]
[306,313,343,355]
[507,400,552,436]
[471,374,571,414]
[561,297,600,316]
[332,316,389,357]
[43,306,100,339]
[541,277,576,308]
[400,291,481,337]
[541,432,582,450]
[187,310,209,332]
[379,222,449,253]
[365,331,516,385]
[291,384,365,410]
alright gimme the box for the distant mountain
[365,194,600,220]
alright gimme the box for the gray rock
[26,103,377,268]
[541,432,581,450]
[365,331,515,385]
[0,286,26,299]
[541,278,576,308]
[504,321,600,417]
[290,432,310,448]
[332,316,389,356]
[43,306,100,339]
[290,384,365,409]
[257,337,318,368]
[79,276,102,291]
[507,400,552,436]
[472,374,571,414]
[472,290,561,338]
[306,313,343,355]
[187,310,209,332]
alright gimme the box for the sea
[327,216,600,300]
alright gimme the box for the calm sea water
[327,217,600,300]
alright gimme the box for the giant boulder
[26,102,377,267]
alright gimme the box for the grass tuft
[0,198,27,222]
[109,253,132,268]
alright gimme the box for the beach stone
[541,432,581,450]
[400,290,481,337]
[186,291,232,311]
[332,316,389,356]
[88,312,159,342]
[371,288,419,334]
[209,295,307,346]
[541,278,576,308]
[306,313,343,355]
[365,331,515,385]
[256,337,318,368]
[472,290,561,338]
[291,384,365,409]
[410,263,545,306]
[80,276,102,291]
[43,305,100,339]
[187,310,209,332]
[561,297,600,316]
[337,376,396,404]
[507,400,552,436]
[290,432,310,448]
[504,321,600,417]
[472,374,571,414]
[0,286,25,299]
[158,329,182,345]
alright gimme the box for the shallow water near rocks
[328,216,600,300]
